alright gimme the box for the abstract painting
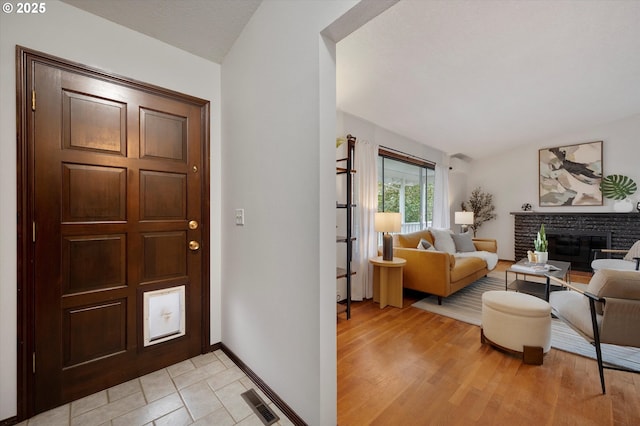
[539,141,602,206]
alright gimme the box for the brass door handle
[188,220,199,230]
[189,240,200,251]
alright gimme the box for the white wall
[220,1,359,423]
[448,157,472,230]
[0,1,222,419]
[336,111,448,296]
[338,112,447,163]
[470,114,640,260]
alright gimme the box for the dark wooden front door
[18,49,210,415]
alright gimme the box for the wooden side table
[369,256,406,308]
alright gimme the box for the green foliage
[379,182,399,212]
[425,182,434,224]
[461,187,496,236]
[404,183,421,222]
[600,174,637,200]
[534,223,548,252]
[378,181,435,225]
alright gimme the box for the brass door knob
[189,240,200,251]
[188,220,199,230]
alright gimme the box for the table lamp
[454,211,474,233]
[375,212,401,261]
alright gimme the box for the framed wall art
[539,141,602,206]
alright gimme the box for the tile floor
[19,350,292,426]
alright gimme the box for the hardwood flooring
[337,261,640,425]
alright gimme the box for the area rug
[411,275,640,372]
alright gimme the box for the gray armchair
[548,269,640,394]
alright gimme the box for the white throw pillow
[416,238,436,251]
[428,228,456,254]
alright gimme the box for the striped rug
[411,275,640,372]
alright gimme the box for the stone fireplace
[512,212,640,271]
[546,230,609,271]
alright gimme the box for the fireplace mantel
[511,212,640,217]
[511,212,640,271]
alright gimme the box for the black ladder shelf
[336,134,356,319]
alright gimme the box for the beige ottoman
[481,290,552,365]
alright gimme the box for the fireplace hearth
[546,230,610,271]
[512,212,640,272]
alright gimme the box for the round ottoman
[481,290,552,365]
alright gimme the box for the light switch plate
[235,208,244,225]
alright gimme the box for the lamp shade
[375,212,401,233]
[454,211,474,225]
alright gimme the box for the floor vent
[241,388,280,425]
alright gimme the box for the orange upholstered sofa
[391,229,498,304]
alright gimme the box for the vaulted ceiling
[336,0,640,160]
[63,0,640,160]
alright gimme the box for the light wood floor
[337,261,640,425]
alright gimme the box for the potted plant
[600,174,637,212]
[460,187,496,237]
[534,224,548,263]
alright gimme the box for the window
[378,149,435,234]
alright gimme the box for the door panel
[141,232,188,282]
[62,90,127,155]
[21,51,209,415]
[62,234,126,293]
[63,300,127,367]
[140,108,187,161]
[140,170,187,219]
[62,164,127,221]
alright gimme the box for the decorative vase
[613,198,633,213]
[534,251,548,264]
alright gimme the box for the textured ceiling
[61,0,261,64]
[337,0,640,160]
